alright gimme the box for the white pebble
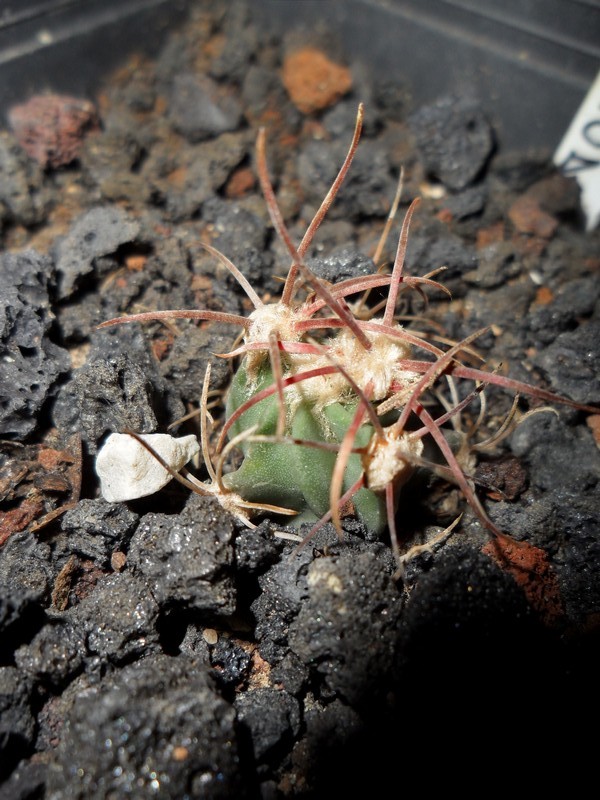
[96,432,200,502]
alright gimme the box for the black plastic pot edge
[0,0,192,118]
[0,0,598,151]
[250,0,599,151]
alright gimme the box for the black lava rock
[44,654,249,799]
[308,245,375,283]
[52,206,140,299]
[510,412,600,494]
[298,137,396,220]
[0,666,35,783]
[0,251,70,439]
[409,93,494,190]
[68,573,161,664]
[169,74,243,142]
[52,352,162,453]
[235,686,301,764]
[59,499,139,567]
[14,619,84,690]
[288,547,402,708]
[0,131,46,226]
[128,493,237,616]
[405,217,478,295]
[533,319,600,405]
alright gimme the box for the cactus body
[223,360,387,533]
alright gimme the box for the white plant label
[554,70,600,230]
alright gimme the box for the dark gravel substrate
[1,2,599,797]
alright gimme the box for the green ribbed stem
[222,361,387,533]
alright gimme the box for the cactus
[221,358,388,534]
[100,104,598,570]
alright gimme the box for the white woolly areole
[285,324,418,409]
[96,432,200,502]
[364,430,423,494]
[244,302,303,375]
[329,326,413,399]
[246,303,302,344]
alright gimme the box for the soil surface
[1,2,599,797]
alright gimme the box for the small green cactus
[100,104,598,571]
[222,359,387,533]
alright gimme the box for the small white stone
[96,432,200,502]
